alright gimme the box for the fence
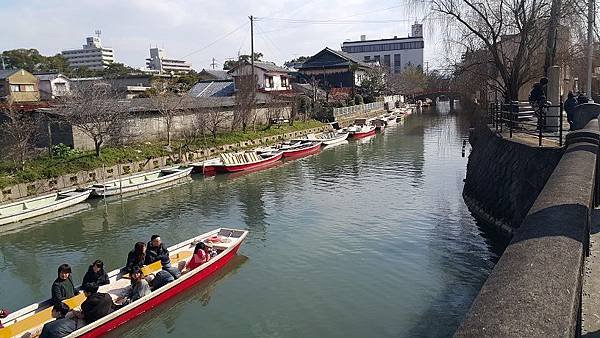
[333,102,384,120]
[488,100,564,146]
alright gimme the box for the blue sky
[0,0,443,70]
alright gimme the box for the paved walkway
[582,209,600,337]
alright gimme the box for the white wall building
[341,23,424,74]
[35,73,71,100]
[61,37,115,70]
[145,48,192,74]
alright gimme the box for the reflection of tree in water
[236,175,267,239]
[104,255,248,338]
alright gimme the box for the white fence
[333,102,384,120]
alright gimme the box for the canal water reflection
[0,104,507,337]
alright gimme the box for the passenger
[80,283,115,324]
[178,242,211,274]
[39,303,82,338]
[116,266,151,306]
[150,270,175,290]
[145,235,180,279]
[125,242,146,273]
[82,260,110,286]
[0,308,9,329]
[51,264,76,305]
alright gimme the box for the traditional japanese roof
[0,69,19,80]
[228,61,289,74]
[198,69,232,81]
[189,81,235,98]
[298,47,373,71]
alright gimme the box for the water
[0,105,507,337]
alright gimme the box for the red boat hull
[350,128,376,139]
[282,142,322,158]
[81,242,243,337]
[203,152,283,175]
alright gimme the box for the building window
[394,54,402,73]
[281,77,288,87]
[374,55,381,64]
[383,55,391,68]
[265,76,274,88]
[22,85,35,92]
[364,56,371,62]
[10,84,20,92]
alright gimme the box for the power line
[255,17,417,25]
[182,22,249,58]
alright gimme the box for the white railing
[332,102,384,119]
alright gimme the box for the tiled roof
[0,69,19,80]
[199,69,232,81]
[298,47,373,70]
[189,81,234,98]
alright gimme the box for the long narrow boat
[281,141,322,158]
[0,228,248,338]
[292,131,349,146]
[90,166,193,197]
[0,189,92,226]
[200,150,283,175]
[347,124,376,139]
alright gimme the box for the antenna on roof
[95,29,102,38]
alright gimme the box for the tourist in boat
[82,260,110,286]
[145,235,181,279]
[80,283,115,324]
[149,270,175,290]
[178,242,211,274]
[0,308,9,329]
[51,264,76,305]
[125,242,147,273]
[116,266,151,306]
[39,303,82,338]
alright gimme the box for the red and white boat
[197,150,283,175]
[347,119,376,139]
[280,140,322,158]
[0,228,248,338]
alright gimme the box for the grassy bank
[0,120,324,189]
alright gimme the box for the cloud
[0,0,442,70]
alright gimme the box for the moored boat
[347,119,376,139]
[0,228,248,338]
[0,189,92,226]
[280,140,322,158]
[200,150,283,175]
[292,131,349,146]
[89,166,193,197]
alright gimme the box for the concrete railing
[332,102,384,120]
[456,119,600,337]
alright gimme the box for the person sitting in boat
[0,308,9,329]
[178,242,211,274]
[38,303,83,338]
[125,242,146,274]
[145,235,181,279]
[149,270,175,291]
[51,264,76,305]
[82,260,109,287]
[79,283,116,325]
[116,266,152,306]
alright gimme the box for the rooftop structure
[62,36,115,70]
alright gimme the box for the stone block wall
[463,126,564,235]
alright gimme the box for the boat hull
[321,133,349,146]
[80,241,243,337]
[349,128,376,139]
[0,190,92,226]
[282,142,322,158]
[203,152,283,174]
[91,167,192,197]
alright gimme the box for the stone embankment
[0,126,330,203]
[462,126,563,235]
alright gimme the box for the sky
[0,0,445,71]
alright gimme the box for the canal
[0,105,507,337]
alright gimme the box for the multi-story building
[0,69,40,102]
[145,48,192,74]
[229,61,290,92]
[61,36,115,70]
[341,23,424,73]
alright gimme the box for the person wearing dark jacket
[577,93,589,104]
[80,283,115,324]
[82,260,110,287]
[146,235,180,279]
[125,242,146,273]
[39,303,81,338]
[51,264,76,305]
[564,92,579,130]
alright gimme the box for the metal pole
[249,15,255,91]
[559,101,563,146]
[586,0,595,101]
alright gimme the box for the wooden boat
[200,150,283,175]
[90,166,193,197]
[0,228,248,338]
[280,140,322,158]
[292,131,349,146]
[370,118,386,132]
[0,189,92,226]
[347,119,376,139]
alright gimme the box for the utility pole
[211,57,217,69]
[249,15,255,92]
[586,0,595,101]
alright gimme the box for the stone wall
[463,126,564,235]
[0,125,327,203]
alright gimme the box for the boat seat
[0,293,86,338]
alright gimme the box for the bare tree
[149,79,187,147]
[203,107,227,140]
[0,99,38,170]
[232,67,256,132]
[57,82,128,156]
[387,65,428,96]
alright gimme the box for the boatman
[145,235,181,279]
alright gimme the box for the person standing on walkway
[529,77,549,129]
[564,92,578,130]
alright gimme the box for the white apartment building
[145,48,192,74]
[341,23,424,74]
[61,37,115,70]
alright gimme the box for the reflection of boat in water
[91,176,193,204]
[90,166,193,197]
[0,228,248,338]
[223,159,285,180]
[357,134,376,144]
[106,255,249,336]
[0,201,92,234]
[0,189,92,226]
[322,140,349,150]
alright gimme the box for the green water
[0,106,506,337]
